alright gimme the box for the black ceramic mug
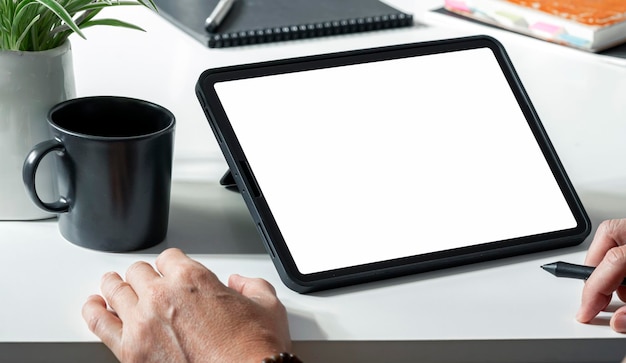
[23,96,175,252]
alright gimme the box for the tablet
[196,35,590,293]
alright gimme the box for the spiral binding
[208,13,413,48]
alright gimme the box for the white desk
[3,1,626,362]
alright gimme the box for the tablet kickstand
[220,169,239,191]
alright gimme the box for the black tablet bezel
[196,35,591,293]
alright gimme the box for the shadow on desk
[144,181,626,296]
[128,180,626,298]
[137,180,266,255]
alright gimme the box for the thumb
[228,274,278,301]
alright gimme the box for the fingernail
[575,308,585,323]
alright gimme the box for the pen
[541,261,626,286]
[205,0,236,33]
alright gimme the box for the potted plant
[0,0,157,220]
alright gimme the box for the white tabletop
[3,1,626,362]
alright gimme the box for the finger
[154,248,194,276]
[585,219,626,266]
[82,295,122,350]
[125,261,160,297]
[101,271,138,319]
[228,274,278,303]
[611,305,626,333]
[578,246,626,323]
[155,248,221,285]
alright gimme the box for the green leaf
[31,0,86,39]
[0,0,157,51]
[79,18,146,32]
[79,1,147,11]
[15,14,41,50]
[62,0,98,13]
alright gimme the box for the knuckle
[603,219,621,235]
[85,312,103,335]
[155,247,183,264]
[107,281,132,303]
[246,276,277,295]
[600,219,626,242]
[126,261,148,275]
[254,277,275,291]
[605,246,626,266]
[598,219,612,233]
[178,261,214,283]
[259,280,278,298]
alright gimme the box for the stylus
[541,261,626,286]
[205,0,236,33]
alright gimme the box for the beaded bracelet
[261,352,303,363]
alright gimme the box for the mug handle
[22,138,70,213]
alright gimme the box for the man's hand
[82,248,291,362]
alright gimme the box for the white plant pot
[0,41,76,220]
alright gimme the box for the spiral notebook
[152,0,414,48]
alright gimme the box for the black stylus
[541,261,626,286]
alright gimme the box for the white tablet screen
[214,47,578,275]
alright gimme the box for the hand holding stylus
[576,219,626,333]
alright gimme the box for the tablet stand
[220,170,239,191]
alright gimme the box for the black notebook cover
[153,0,414,48]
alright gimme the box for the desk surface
[3,1,626,362]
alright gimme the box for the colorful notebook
[152,0,413,48]
[444,0,626,52]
